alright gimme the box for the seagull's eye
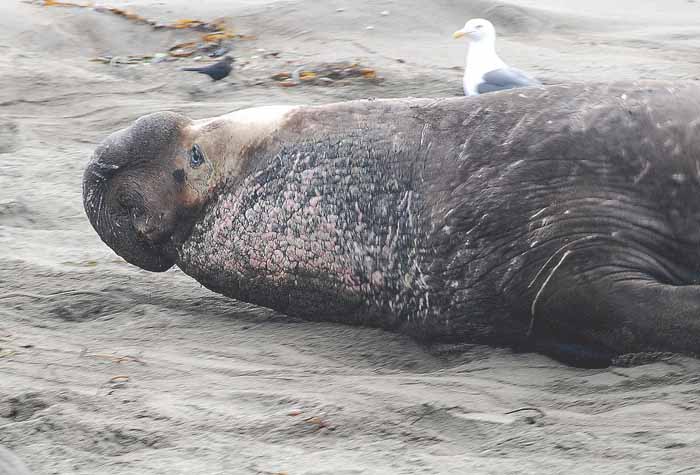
[475,25,483,29]
[189,144,205,168]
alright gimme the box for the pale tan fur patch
[187,105,299,179]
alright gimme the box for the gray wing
[477,68,541,94]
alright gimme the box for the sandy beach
[3,0,700,473]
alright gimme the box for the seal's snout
[82,111,193,272]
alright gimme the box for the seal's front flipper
[533,256,700,357]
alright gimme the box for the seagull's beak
[452,29,466,39]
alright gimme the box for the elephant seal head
[82,106,297,271]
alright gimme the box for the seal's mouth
[83,168,178,272]
[124,237,177,272]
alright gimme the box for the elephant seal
[84,81,700,367]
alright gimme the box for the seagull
[453,18,540,96]
[182,56,234,81]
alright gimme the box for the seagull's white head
[453,18,496,43]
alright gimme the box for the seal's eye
[190,144,205,168]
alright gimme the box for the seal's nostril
[118,191,147,220]
[173,169,186,184]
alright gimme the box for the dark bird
[182,56,234,81]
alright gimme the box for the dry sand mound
[3,0,700,473]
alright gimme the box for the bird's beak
[452,29,466,39]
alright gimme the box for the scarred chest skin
[176,104,440,337]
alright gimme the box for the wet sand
[2,0,700,473]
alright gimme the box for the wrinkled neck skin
[464,39,506,95]
[176,105,438,337]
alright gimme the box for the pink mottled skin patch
[176,134,428,328]
[371,270,385,287]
